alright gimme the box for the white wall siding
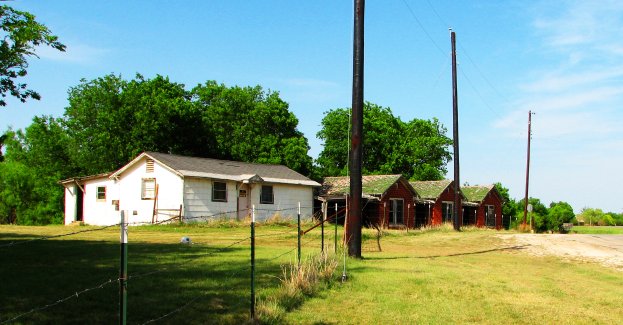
[250,183,314,221]
[82,178,117,226]
[116,158,184,225]
[183,178,237,220]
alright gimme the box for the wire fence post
[250,205,256,322]
[297,202,301,269]
[321,202,326,253]
[334,202,338,254]
[119,210,128,325]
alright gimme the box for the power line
[401,0,446,56]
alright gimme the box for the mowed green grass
[1,224,622,324]
[572,226,623,234]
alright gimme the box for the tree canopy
[0,5,65,106]
[316,102,452,180]
[1,74,313,224]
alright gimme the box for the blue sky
[1,1,622,213]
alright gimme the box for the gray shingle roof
[113,152,320,187]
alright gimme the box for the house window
[212,181,227,202]
[260,185,274,204]
[96,186,106,201]
[442,202,454,223]
[389,199,404,225]
[142,178,156,200]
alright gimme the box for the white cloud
[36,42,110,65]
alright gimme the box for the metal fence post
[250,205,256,321]
[334,203,338,254]
[297,202,301,269]
[119,211,128,325]
[321,202,326,253]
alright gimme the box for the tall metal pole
[297,202,301,268]
[321,202,326,253]
[347,0,364,258]
[451,29,461,231]
[119,211,128,325]
[523,111,534,225]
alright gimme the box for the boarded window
[212,181,227,202]
[142,178,156,200]
[96,186,106,201]
[260,185,274,204]
[146,158,154,173]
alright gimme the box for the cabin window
[142,178,156,200]
[389,199,404,225]
[96,186,106,201]
[212,181,227,202]
[260,185,274,204]
[442,202,454,223]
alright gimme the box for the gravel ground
[498,233,623,271]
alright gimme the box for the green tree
[192,81,313,176]
[0,117,70,224]
[0,5,65,106]
[548,201,575,232]
[316,102,452,179]
[576,208,604,226]
[518,197,548,232]
[494,182,518,229]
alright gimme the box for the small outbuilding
[62,152,321,226]
[319,175,418,229]
[461,185,503,229]
[410,180,464,227]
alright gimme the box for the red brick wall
[376,181,415,228]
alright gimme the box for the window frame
[442,201,454,223]
[260,185,274,204]
[212,181,227,202]
[141,178,156,200]
[96,186,106,201]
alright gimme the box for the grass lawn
[571,226,623,234]
[1,224,622,324]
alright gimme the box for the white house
[62,152,321,226]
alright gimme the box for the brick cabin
[319,175,418,229]
[410,180,464,227]
[461,185,503,229]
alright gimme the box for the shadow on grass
[362,245,530,261]
[0,238,285,324]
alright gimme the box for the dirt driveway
[498,233,623,271]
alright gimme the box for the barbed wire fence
[0,202,348,324]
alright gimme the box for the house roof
[60,172,112,185]
[409,180,453,199]
[320,174,415,199]
[462,185,496,203]
[111,152,321,187]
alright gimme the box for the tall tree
[0,5,65,106]
[494,182,518,228]
[316,102,452,180]
[192,81,313,176]
[548,201,575,232]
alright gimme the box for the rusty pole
[451,29,461,231]
[347,0,365,258]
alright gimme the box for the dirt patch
[497,233,623,271]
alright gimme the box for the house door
[76,187,84,222]
[389,199,404,226]
[485,205,495,227]
[237,185,249,220]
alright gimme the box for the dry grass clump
[257,252,338,324]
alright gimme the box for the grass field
[571,226,623,234]
[1,223,622,324]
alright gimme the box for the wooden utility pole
[450,29,461,231]
[522,111,534,225]
[347,0,364,258]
